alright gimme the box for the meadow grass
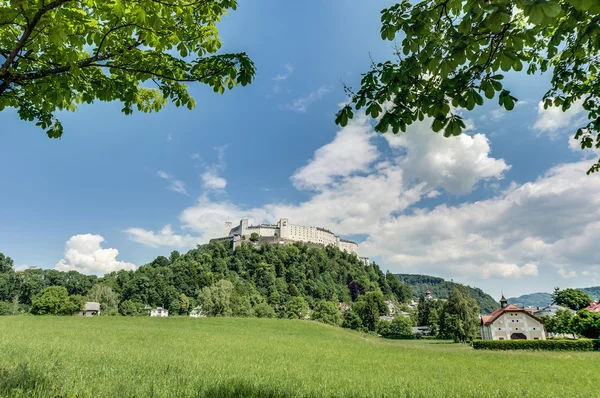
[0,316,598,398]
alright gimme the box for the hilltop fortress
[212,218,368,264]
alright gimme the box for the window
[532,328,536,330]
[498,328,502,331]
[534,337,539,340]
[499,337,504,340]
[515,328,518,330]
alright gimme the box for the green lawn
[0,317,597,398]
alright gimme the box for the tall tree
[353,291,387,331]
[30,286,84,315]
[336,0,600,174]
[0,0,255,137]
[552,287,592,311]
[0,252,14,273]
[87,284,119,314]
[440,285,479,343]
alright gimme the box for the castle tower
[240,219,249,236]
[278,218,290,239]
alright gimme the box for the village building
[480,295,546,341]
[384,300,397,316]
[79,302,100,317]
[150,307,169,317]
[189,306,205,318]
[212,219,368,263]
[533,304,573,317]
[586,301,600,312]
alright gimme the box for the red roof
[481,304,541,325]
[586,302,600,312]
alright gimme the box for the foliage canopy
[336,0,600,173]
[0,0,254,137]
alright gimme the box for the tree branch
[0,0,72,76]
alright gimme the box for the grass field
[0,317,598,398]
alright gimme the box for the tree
[0,0,255,138]
[178,293,190,315]
[253,302,276,318]
[0,252,14,273]
[311,300,342,326]
[30,286,84,315]
[249,232,260,242]
[336,0,600,174]
[197,279,234,317]
[286,296,309,319]
[0,301,12,315]
[342,310,363,331]
[353,291,387,331]
[119,299,142,316]
[87,284,119,315]
[552,288,592,311]
[439,286,479,343]
[571,309,600,339]
[388,315,414,338]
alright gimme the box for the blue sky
[2,0,599,298]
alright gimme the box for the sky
[1,0,600,298]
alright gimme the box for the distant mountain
[395,274,499,314]
[508,287,600,308]
[507,293,553,308]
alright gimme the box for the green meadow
[0,317,597,398]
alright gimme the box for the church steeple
[500,293,508,309]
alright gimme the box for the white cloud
[533,99,586,138]
[124,225,199,248]
[283,86,330,113]
[273,63,294,81]
[191,153,200,160]
[558,267,577,279]
[291,113,379,190]
[490,108,506,121]
[201,171,227,190]
[385,119,510,194]
[157,171,188,196]
[200,146,228,191]
[167,134,172,142]
[55,234,136,275]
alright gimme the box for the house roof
[84,302,100,311]
[481,304,543,325]
[587,302,600,312]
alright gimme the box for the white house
[150,307,169,317]
[79,302,100,317]
[189,306,205,318]
[480,296,546,341]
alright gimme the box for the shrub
[472,339,594,351]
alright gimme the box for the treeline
[0,243,412,318]
[396,273,498,313]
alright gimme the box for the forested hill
[395,274,498,313]
[0,242,413,316]
[509,287,600,307]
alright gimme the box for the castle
[212,218,369,264]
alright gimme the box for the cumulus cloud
[55,234,136,275]
[533,99,586,138]
[291,114,379,190]
[283,86,330,113]
[385,119,510,194]
[124,225,199,248]
[157,171,188,196]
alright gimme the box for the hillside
[509,287,600,307]
[396,274,499,313]
[1,242,411,316]
[1,317,598,398]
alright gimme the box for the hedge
[472,339,595,351]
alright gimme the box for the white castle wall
[228,218,360,256]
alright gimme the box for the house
[189,306,205,318]
[338,302,351,314]
[533,304,573,318]
[412,326,430,336]
[586,301,600,312]
[150,307,169,317]
[480,295,546,341]
[79,302,100,317]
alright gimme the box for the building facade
[150,307,169,317]
[79,302,100,317]
[480,296,546,341]
[219,218,363,257]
